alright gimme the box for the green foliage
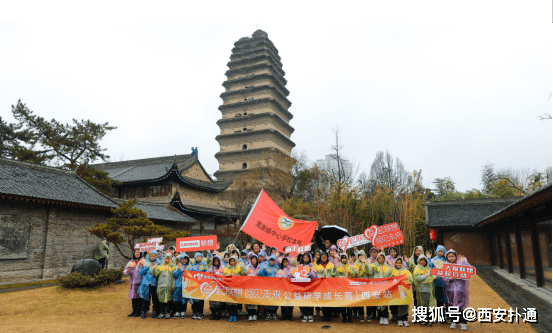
[414,219,434,251]
[87,199,190,259]
[75,164,120,196]
[4,100,116,170]
[58,269,122,288]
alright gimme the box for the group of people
[122,241,470,330]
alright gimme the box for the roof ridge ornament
[191,147,198,156]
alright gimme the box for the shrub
[59,269,123,288]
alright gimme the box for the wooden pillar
[530,220,543,287]
[515,224,525,280]
[497,229,504,269]
[505,227,513,273]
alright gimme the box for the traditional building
[215,29,296,180]
[0,158,195,283]
[92,152,238,233]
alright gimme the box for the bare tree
[327,126,359,185]
[362,150,413,196]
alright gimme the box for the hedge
[58,269,123,288]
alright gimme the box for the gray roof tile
[425,197,519,228]
[0,158,118,208]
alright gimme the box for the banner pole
[232,189,264,245]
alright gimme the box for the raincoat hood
[394,257,406,268]
[180,253,190,264]
[194,252,203,262]
[369,247,378,256]
[280,257,289,269]
[376,252,386,263]
[258,251,267,260]
[267,254,278,267]
[147,250,158,262]
[445,249,458,263]
[417,254,429,266]
[211,255,221,268]
[357,250,367,259]
[302,252,313,265]
[249,254,259,267]
[412,246,424,258]
[330,245,338,251]
[241,250,248,257]
[229,255,238,266]
[435,245,447,257]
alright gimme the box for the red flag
[239,190,317,251]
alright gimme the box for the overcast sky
[0,20,551,191]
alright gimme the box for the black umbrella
[318,225,351,245]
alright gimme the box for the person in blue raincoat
[189,252,208,319]
[138,250,160,318]
[429,245,449,322]
[172,253,191,319]
[258,254,281,320]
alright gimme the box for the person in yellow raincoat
[413,254,436,327]
[316,252,335,322]
[151,252,177,319]
[223,255,248,322]
[333,253,357,323]
[369,252,391,325]
[385,257,413,327]
[357,250,377,323]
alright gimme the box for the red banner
[431,264,476,280]
[239,190,317,251]
[182,271,412,307]
[176,235,217,252]
[364,222,404,248]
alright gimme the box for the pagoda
[214,29,295,180]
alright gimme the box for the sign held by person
[135,237,164,252]
[430,263,476,280]
[176,235,217,252]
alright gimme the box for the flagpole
[232,189,264,245]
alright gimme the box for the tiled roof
[91,155,232,192]
[425,197,520,228]
[475,183,552,227]
[0,158,118,209]
[119,200,196,223]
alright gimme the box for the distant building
[315,154,354,184]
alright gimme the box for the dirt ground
[0,274,536,333]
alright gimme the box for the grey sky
[0,22,551,191]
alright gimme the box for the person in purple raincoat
[442,249,470,331]
[277,257,294,321]
[206,255,224,320]
[123,249,143,317]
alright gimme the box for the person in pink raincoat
[277,257,294,321]
[298,252,317,323]
[123,249,143,317]
[442,249,470,331]
[245,253,261,321]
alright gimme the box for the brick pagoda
[214,29,295,180]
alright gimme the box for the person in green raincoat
[385,257,413,327]
[406,245,423,307]
[334,253,357,323]
[151,252,177,319]
[412,254,436,327]
[94,238,109,269]
[371,252,391,325]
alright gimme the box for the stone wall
[0,200,130,284]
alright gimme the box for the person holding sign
[138,250,160,319]
[442,249,470,331]
[223,255,248,322]
[207,255,225,321]
[123,249,143,318]
[151,253,176,319]
[258,254,281,320]
[386,257,413,327]
[190,253,209,320]
[316,252,335,322]
[299,253,317,323]
[277,257,294,321]
[413,254,436,327]
[172,254,191,319]
[429,245,449,323]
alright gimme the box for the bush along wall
[58,269,123,288]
